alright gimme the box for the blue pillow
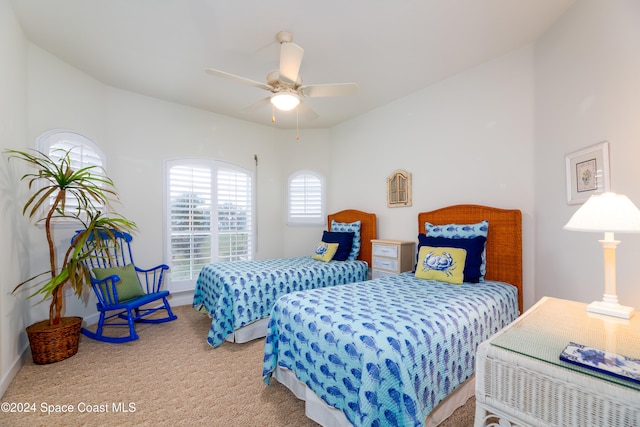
[425,220,489,279]
[417,234,487,283]
[330,220,361,260]
[425,220,488,238]
[322,231,354,261]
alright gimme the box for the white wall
[280,128,333,257]
[24,44,112,324]
[330,46,537,309]
[534,0,640,310]
[0,0,30,398]
[103,88,289,266]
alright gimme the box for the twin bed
[262,204,523,426]
[193,209,377,348]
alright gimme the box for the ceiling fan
[206,31,359,122]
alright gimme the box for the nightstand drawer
[373,244,398,258]
[372,256,398,272]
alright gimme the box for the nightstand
[475,296,640,427]
[371,239,415,279]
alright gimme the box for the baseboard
[168,290,194,307]
[0,342,30,399]
[82,311,100,328]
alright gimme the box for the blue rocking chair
[75,229,177,343]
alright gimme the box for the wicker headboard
[419,204,523,314]
[328,209,377,267]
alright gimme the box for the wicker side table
[475,296,640,427]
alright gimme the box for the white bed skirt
[224,317,270,344]
[273,365,475,427]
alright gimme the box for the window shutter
[169,164,213,282]
[37,130,106,218]
[165,160,253,289]
[287,172,325,225]
[217,166,252,262]
[50,141,103,170]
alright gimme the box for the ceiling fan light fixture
[270,92,300,111]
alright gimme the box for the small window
[287,170,325,226]
[36,130,107,221]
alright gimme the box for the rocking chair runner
[75,229,177,343]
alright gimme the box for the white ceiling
[11,0,574,130]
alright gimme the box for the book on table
[560,342,640,385]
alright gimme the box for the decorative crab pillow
[330,220,361,260]
[415,245,467,285]
[312,242,339,262]
[416,234,486,283]
[425,220,488,280]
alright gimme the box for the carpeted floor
[1,305,475,426]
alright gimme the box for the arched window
[287,170,325,226]
[36,129,106,221]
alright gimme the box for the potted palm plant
[6,148,136,364]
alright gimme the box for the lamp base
[587,300,634,319]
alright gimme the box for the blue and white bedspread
[262,272,519,427]
[193,257,368,348]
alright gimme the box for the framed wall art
[565,141,610,205]
[387,169,412,207]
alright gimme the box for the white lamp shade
[270,92,300,111]
[564,192,640,233]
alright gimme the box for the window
[36,130,106,221]
[287,170,325,226]
[217,167,253,262]
[165,159,253,292]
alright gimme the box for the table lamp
[564,192,640,318]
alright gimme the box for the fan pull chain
[296,107,300,140]
[272,104,275,123]
[254,154,259,251]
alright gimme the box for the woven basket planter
[26,316,82,365]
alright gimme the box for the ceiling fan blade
[298,101,319,120]
[279,42,304,84]
[299,83,359,97]
[206,68,273,91]
[240,97,271,113]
